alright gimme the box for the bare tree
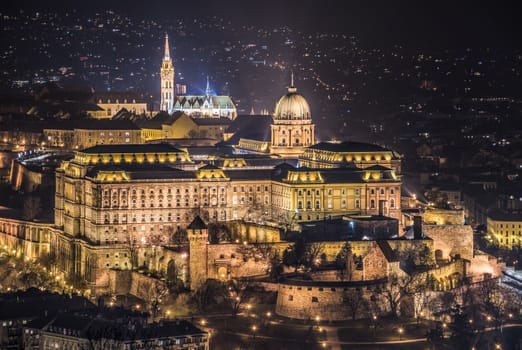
[140,279,169,319]
[343,289,368,320]
[379,272,428,318]
[224,278,252,315]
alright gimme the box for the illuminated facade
[44,120,142,150]
[49,143,401,284]
[160,36,236,119]
[88,92,148,119]
[487,210,522,249]
[299,141,402,173]
[160,33,175,112]
[270,75,315,157]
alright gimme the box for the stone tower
[160,33,174,112]
[187,216,208,290]
[270,72,315,157]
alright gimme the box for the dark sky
[1,0,521,48]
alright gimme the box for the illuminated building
[299,141,401,173]
[235,74,315,157]
[270,73,315,157]
[160,33,175,112]
[160,35,236,119]
[43,120,142,150]
[487,210,522,249]
[87,92,149,119]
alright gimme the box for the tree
[343,289,368,320]
[208,223,231,243]
[282,236,307,271]
[167,226,188,246]
[140,279,169,319]
[335,242,352,267]
[268,250,283,280]
[282,236,324,272]
[191,279,225,312]
[37,251,57,271]
[224,278,252,315]
[379,272,428,318]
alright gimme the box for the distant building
[487,210,522,249]
[26,315,208,350]
[88,92,149,119]
[138,111,230,142]
[160,34,236,119]
[44,119,142,150]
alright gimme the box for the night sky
[1,0,521,48]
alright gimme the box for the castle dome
[274,76,311,121]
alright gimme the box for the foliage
[335,242,352,267]
[343,288,368,320]
[191,279,225,312]
[208,223,231,243]
[282,236,324,272]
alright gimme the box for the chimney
[413,216,423,239]
[378,200,386,216]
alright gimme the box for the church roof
[138,111,187,129]
[173,96,235,109]
[92,92,146,104]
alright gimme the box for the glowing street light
[398,327,404,340]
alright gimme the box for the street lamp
[398,327,404,340]
[372,315,378,338]
[251,325,257,339]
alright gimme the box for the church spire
[205,75,211,97]
[164,33,170,60]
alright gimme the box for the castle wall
[423,224,473,261]
[424,208,465,225]
[275,279,387,321]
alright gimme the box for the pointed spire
[250,105,255,115]
[288,70,297,93]
[164,33,170,60]
[205,75,211,97]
